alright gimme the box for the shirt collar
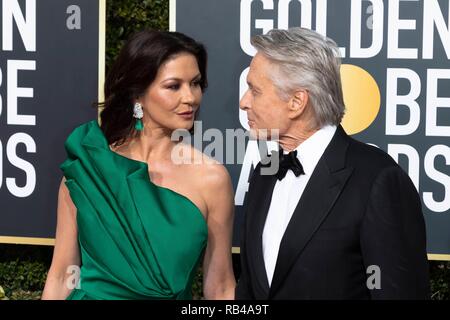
[286,125,337,175]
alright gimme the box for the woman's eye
[167,84,180,90]
[192,80,202,87]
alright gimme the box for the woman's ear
[288,89,309,120]
[134,97,142,105]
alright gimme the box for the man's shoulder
[346,136,399,172]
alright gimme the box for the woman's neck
[128,126,176,163]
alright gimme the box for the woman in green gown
[41,30,236,300]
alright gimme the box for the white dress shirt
[262,125,337,286]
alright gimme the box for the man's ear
[288,89,309,120]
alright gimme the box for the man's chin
[249,128,277,141]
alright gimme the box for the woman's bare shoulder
[183,145,230,182]
[183,146,233,209]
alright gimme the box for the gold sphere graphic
[340,64,381,135]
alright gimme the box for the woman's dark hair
[98,30,208,146]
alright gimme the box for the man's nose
[239,90,250,110]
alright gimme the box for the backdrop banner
[173,0,450,259]
[0,0,103,245]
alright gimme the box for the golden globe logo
[340,64,381,135]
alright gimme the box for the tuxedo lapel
[268,126,353,298]
[245,162,278,297]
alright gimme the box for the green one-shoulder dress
[61,120,208,300]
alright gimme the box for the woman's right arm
[41,177,80,300]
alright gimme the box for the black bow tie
[277,150,305,180]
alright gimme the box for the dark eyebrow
[162,74,202,83]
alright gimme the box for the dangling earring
[133,102,144,131]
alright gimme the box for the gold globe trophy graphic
[340,64,381,135]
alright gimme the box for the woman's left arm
[202,164,236,300]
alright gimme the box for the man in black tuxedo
[236,27,429,300]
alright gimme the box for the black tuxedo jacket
[235,126,430,300]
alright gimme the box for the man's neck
[279,126,319,152]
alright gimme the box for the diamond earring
[133,102,144,131]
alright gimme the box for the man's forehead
[250,53,265,67]
[248,54,271,82]
[248,54,264,74]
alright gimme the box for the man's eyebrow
[247,81,261,92]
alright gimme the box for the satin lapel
[245,164,278,297]
[268,126,353,298]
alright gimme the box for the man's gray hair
[251,27,345,128]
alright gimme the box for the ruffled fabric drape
[61,121,207,300]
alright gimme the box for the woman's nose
[182,86,196,104]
